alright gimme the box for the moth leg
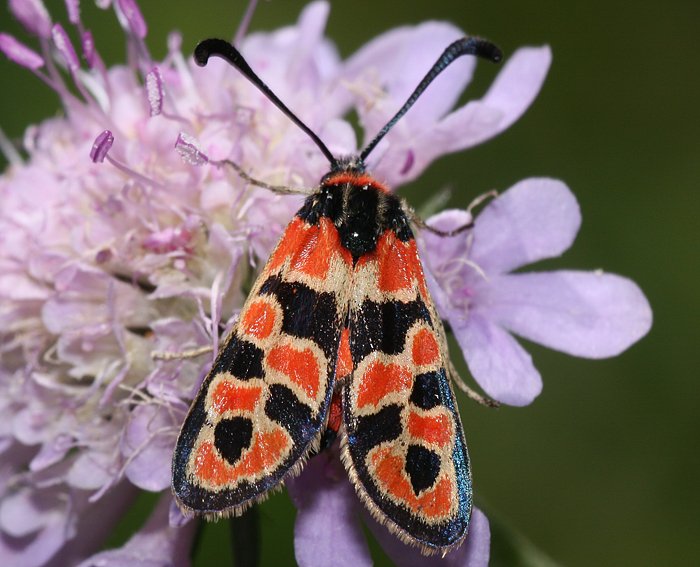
[216,158,314,195]
[447,359,500,408]
[151,345,213,360]
[410,189,499,237]
[464,189,499,216]
[422,218,473,237]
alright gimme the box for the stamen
[51,24,79,73]
[175,132,209,166]
[399,149,415,175]
[145,67,189,124]
[114,0,152,74]
[0,33,45,70]
[146,67,164,116]
[8,0,52,39]
[115,0,147,39]
[0,127,23,167]
[234,0,260,47]
[90,130,164,188]
[90,130,114,163]
[81,30,96,69]
[167,31,182,54]
[65,0,81,25]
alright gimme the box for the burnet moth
[172,35,502,554]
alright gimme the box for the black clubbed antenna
[195,38,338,168]
[359,37,502,162]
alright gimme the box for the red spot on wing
[336,328,352,380]
[356,361,412,409]
[289,217,351,278]
[193,440,229,486]
[232,428,289,480]
[240,299,277,340]
[359,231,428,296]
[377,232,413,293]
[210,380,262,415]
[407,411,452,447]
[269,217,351,279]
[193,428,290,486]
[268,217,305,271]
[372,447,453,519]
[267,344,320,400]
[412,328,439,367]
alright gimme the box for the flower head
[0,0,648,565]
[422,179,652,406]
[1,1,356,563]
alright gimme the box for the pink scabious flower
[0,1,649,567]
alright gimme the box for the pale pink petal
[470,178,580,274]
[67,450,116,491]
[420,208,474,285]
[484,271,653,358]
[0,490,48,537]
[375,46,551,186]
[438,46,552,153]
[77,495,197,567]
[454,312,542,406]
[287,454,372,567]
[368,507,490,566]
[121,405,175,492]
[240,0,339,108]
[0,487,71,566]
[288,0,331,79]
[341,22,471,137]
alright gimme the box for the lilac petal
[0,33,45,70]
[0,490,47,537]
[121,405,174,492]
[470,178,580,275]
[168,499,192,529]
[115,0,147,39]
[437,46,552,153]
[484,271,652,358]
[67,449,116,490]
[421,209,473,275]
[77,495,197,567]
[45,482,138,566]
[368,507,490,567]
[90,130,114,163]
[374,46,551,186]
[0,487,71,566]
[30,434,74,471]
[454,311,542,406]
[342,22,471,135]
[290,0,331,75]
[52,23,80,73]
[287,453,372,567]
[9,0,52,39]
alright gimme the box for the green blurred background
[1,1,698,566]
